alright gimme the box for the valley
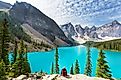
[0,0,121,80]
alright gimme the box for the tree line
[32,40,52,51]
[0,19,31,79]
[84,40,121,52]
[51,46,113,80]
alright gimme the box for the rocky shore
[12,74,111,80]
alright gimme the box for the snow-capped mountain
[60,20,121,44]
[97,20,121,37]
[60,23,77,37]
[38,0,121,27]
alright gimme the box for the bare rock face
[97,20,121,37]
[60,23,77,42]
[42,74,110,80]
[9,2,74,46]
[60,20,121,43]
[75,24,84,37]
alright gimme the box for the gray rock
[9,2,74,46]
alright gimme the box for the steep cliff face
[9,2,74,46]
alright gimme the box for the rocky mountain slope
[97,20,121,37]
[0,1,75,49]
[42,74,110,80]
[8,2,74,46]
[60,20,121,44]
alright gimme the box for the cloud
[1,0,16,4]
[1,0,121,27]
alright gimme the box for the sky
[1,0,121,27]
[0,0,53,13]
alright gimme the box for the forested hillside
[0,11,31,43]
[0,11,53,51]
[84,39,121,52]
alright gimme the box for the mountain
[75,24,84,37]
[8,2,74,47]
[0,1,11,9]
[97,20,121,38]
[60,20,121,44]
[0,11,31,42]
[60,23,99,43]
[60,23,77,41]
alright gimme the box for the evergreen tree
[84,46,92,76]
[23,60,31,75]
[24,45,31,74]
[96,50,112,79]
[11,59,21,77]
[55,47,59,74]
[11,39,18,64]
[70,64,74,75]
[12,59,31,77]
[40,69,43,74]
[18,40,25,75]
[25,45,28,61]
[50,62,54,74]
[0,60,6,79]
[12,40,31,77]
[0,19,10,65]
[74,59,80,74]
[19,40,25,60]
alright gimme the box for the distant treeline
[84,39,121,52]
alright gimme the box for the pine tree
[74,59,80,74]
[0,19,10,65]
[11,39,18,65]
[12,40,31,77]
[11,59,21,77]
[19,40,25,60]
[50,62,54,74]
[23,60,31,75]
[18,40,25,75]
[40,69,43,74]
[25,45,28,61]
[96,50,112,79]
[24,45,31,75]
[0,60,6,79]
[84,46,92,76]
[70,64,74,75]
[55,47,59,74]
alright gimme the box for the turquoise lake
[27,45,121,78]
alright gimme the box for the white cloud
[1,0,121,27]
[0,0,16,4]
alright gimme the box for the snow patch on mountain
[60,20,121,44]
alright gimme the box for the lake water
[27,45,121,78]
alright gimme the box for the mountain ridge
[60,20,121,44]
[0,1,76,52]
[9,2,75,46]
[10,2,76,46]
